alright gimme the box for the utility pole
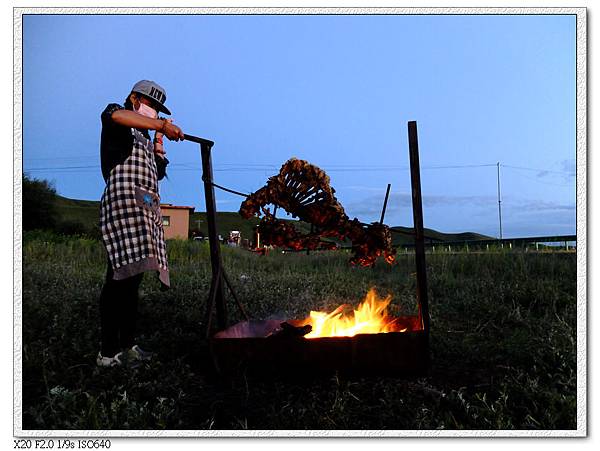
[497,162,503,240]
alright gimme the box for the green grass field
[21,232,576,430]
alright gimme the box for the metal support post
[408,121,430,338]
[199,139,228,331]
[184,133,234,335]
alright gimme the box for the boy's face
[132,93,160,116]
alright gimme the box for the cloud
[510,200,575,213]
[561,158,576,175]
[499,208,576,237]
[345,192,575,228]
[346,192,498,217]
[337,185,389,193]
[535,159,575,183]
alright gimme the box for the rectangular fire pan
[210,318,429,377]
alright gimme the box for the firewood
[267,322,313,338]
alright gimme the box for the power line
[125,163,500,173]
[423,163,497,169]
[23,162,576,182]
[26,165,99,170]
[23,162,501,172]
[23,156,575,175]
[26,154,98,161]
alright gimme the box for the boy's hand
[160,119,184,141]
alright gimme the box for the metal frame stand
[186,121,429,347]
[184,134,248,338]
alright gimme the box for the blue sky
[22,14,576,238]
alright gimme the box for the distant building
[160,204,195,239]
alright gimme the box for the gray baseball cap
[131,80,171,115]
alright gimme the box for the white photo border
[13,6,587,438]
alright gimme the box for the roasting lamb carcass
[239,158,396,266]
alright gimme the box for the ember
[301,288,409,338]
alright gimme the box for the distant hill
[389,226,492,246]
[54,195,102,227]
[53,196,493,243]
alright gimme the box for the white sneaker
[129,345,153,361]
[96,351,123,367]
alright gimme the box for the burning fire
[302,288,408,338]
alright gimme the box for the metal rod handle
[184,133,215,147]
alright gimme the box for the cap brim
[140,94,171,115]
[158,104,171,115]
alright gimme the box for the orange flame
[303,288,407,338]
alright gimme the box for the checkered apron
[100,128,170,287]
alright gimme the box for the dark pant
[99,263,144,357]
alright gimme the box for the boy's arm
[111,110,185,141]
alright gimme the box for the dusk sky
[22,14,576,238]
